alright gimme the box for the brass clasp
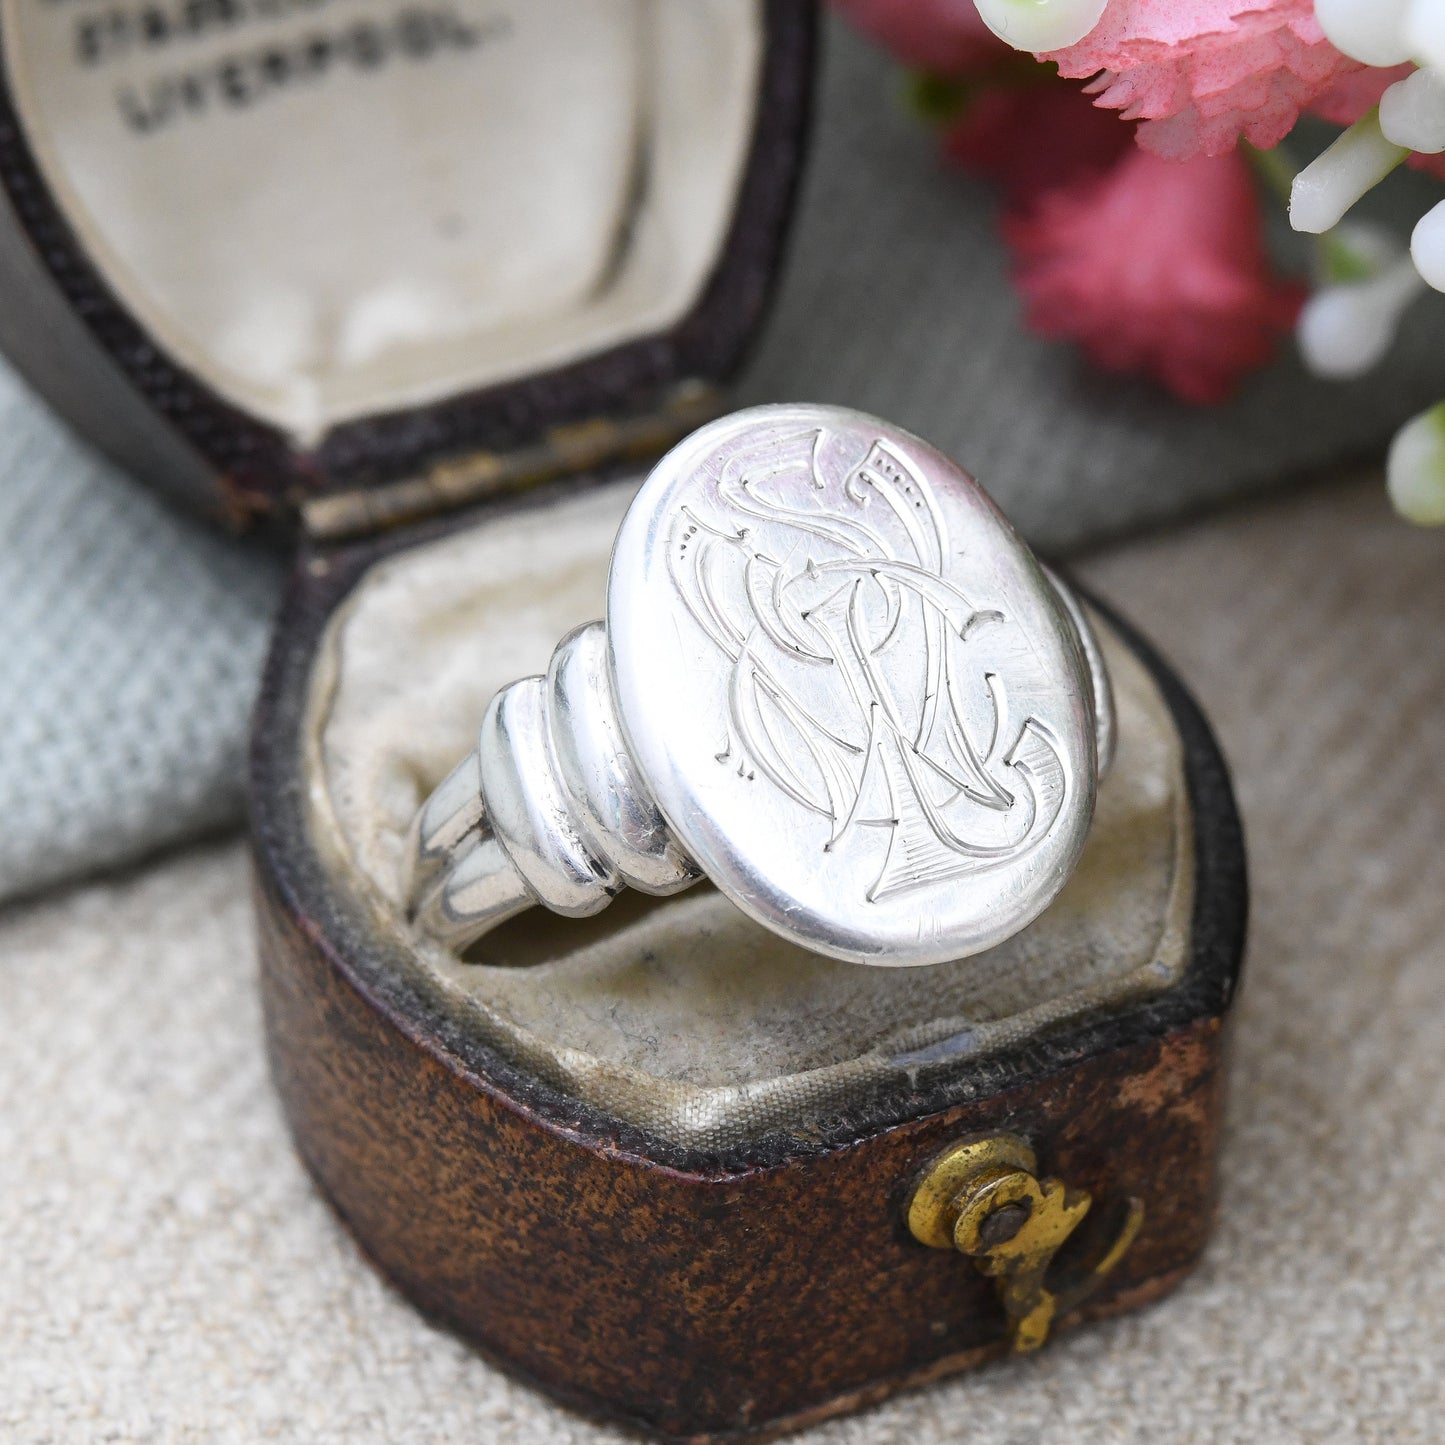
[906,1134,1144,1353]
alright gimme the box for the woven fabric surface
[0,363,283,901]
[2,17,1444,904]
[3,473,1442,1444]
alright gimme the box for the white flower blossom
[1318,0,1445,71]
[1297,6,1445,284]
[1379,65,1445,153]
[971,0,1107,52]
[1297,226,1426,378]
[1290,111,1407,234]
[1405,1,1445,76]
[1410,197,1445,291]
[1315,0,1416,67]
[1386,403,1445,524]
[1302,2,1445,522]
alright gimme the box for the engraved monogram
[668,429,1069,903]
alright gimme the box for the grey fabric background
[0,371,283,901]
[2,18,1443,903]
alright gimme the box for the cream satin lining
[2,0,761,440]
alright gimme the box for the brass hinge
[300,380,723,542]
[906,1134,1144,1353]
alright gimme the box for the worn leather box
[0,3,1245,1439]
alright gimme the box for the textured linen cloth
[2,17,1444,905]
[0,376,283,900]
[4,474,1443,1444]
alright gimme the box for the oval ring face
[607,405,1097,967]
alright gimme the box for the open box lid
[0,0,814,536]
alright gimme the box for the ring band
[406,405,1115,969]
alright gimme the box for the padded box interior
[301,478,1197,1147]
[1,0,761,440]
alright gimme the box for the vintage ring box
[0,3,1245,1438]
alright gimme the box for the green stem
[1244,140,1297,205]
[1246,139,1382,285]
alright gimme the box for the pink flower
[1044,0,1365,159]
[830,0,1007,75]
[1308,62,1413,126]
[944,79,1135,207]
[1005,146,1304,402]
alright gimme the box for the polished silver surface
[1045,564,1116,781]
[406,404,1111,966]
[407,622,700,950]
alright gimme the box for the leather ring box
[0,4,1245,1438]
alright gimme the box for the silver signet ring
[406,404,1115,968]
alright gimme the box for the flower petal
[1005,146,1302,403]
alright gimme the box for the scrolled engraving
[667,428,1070,903]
